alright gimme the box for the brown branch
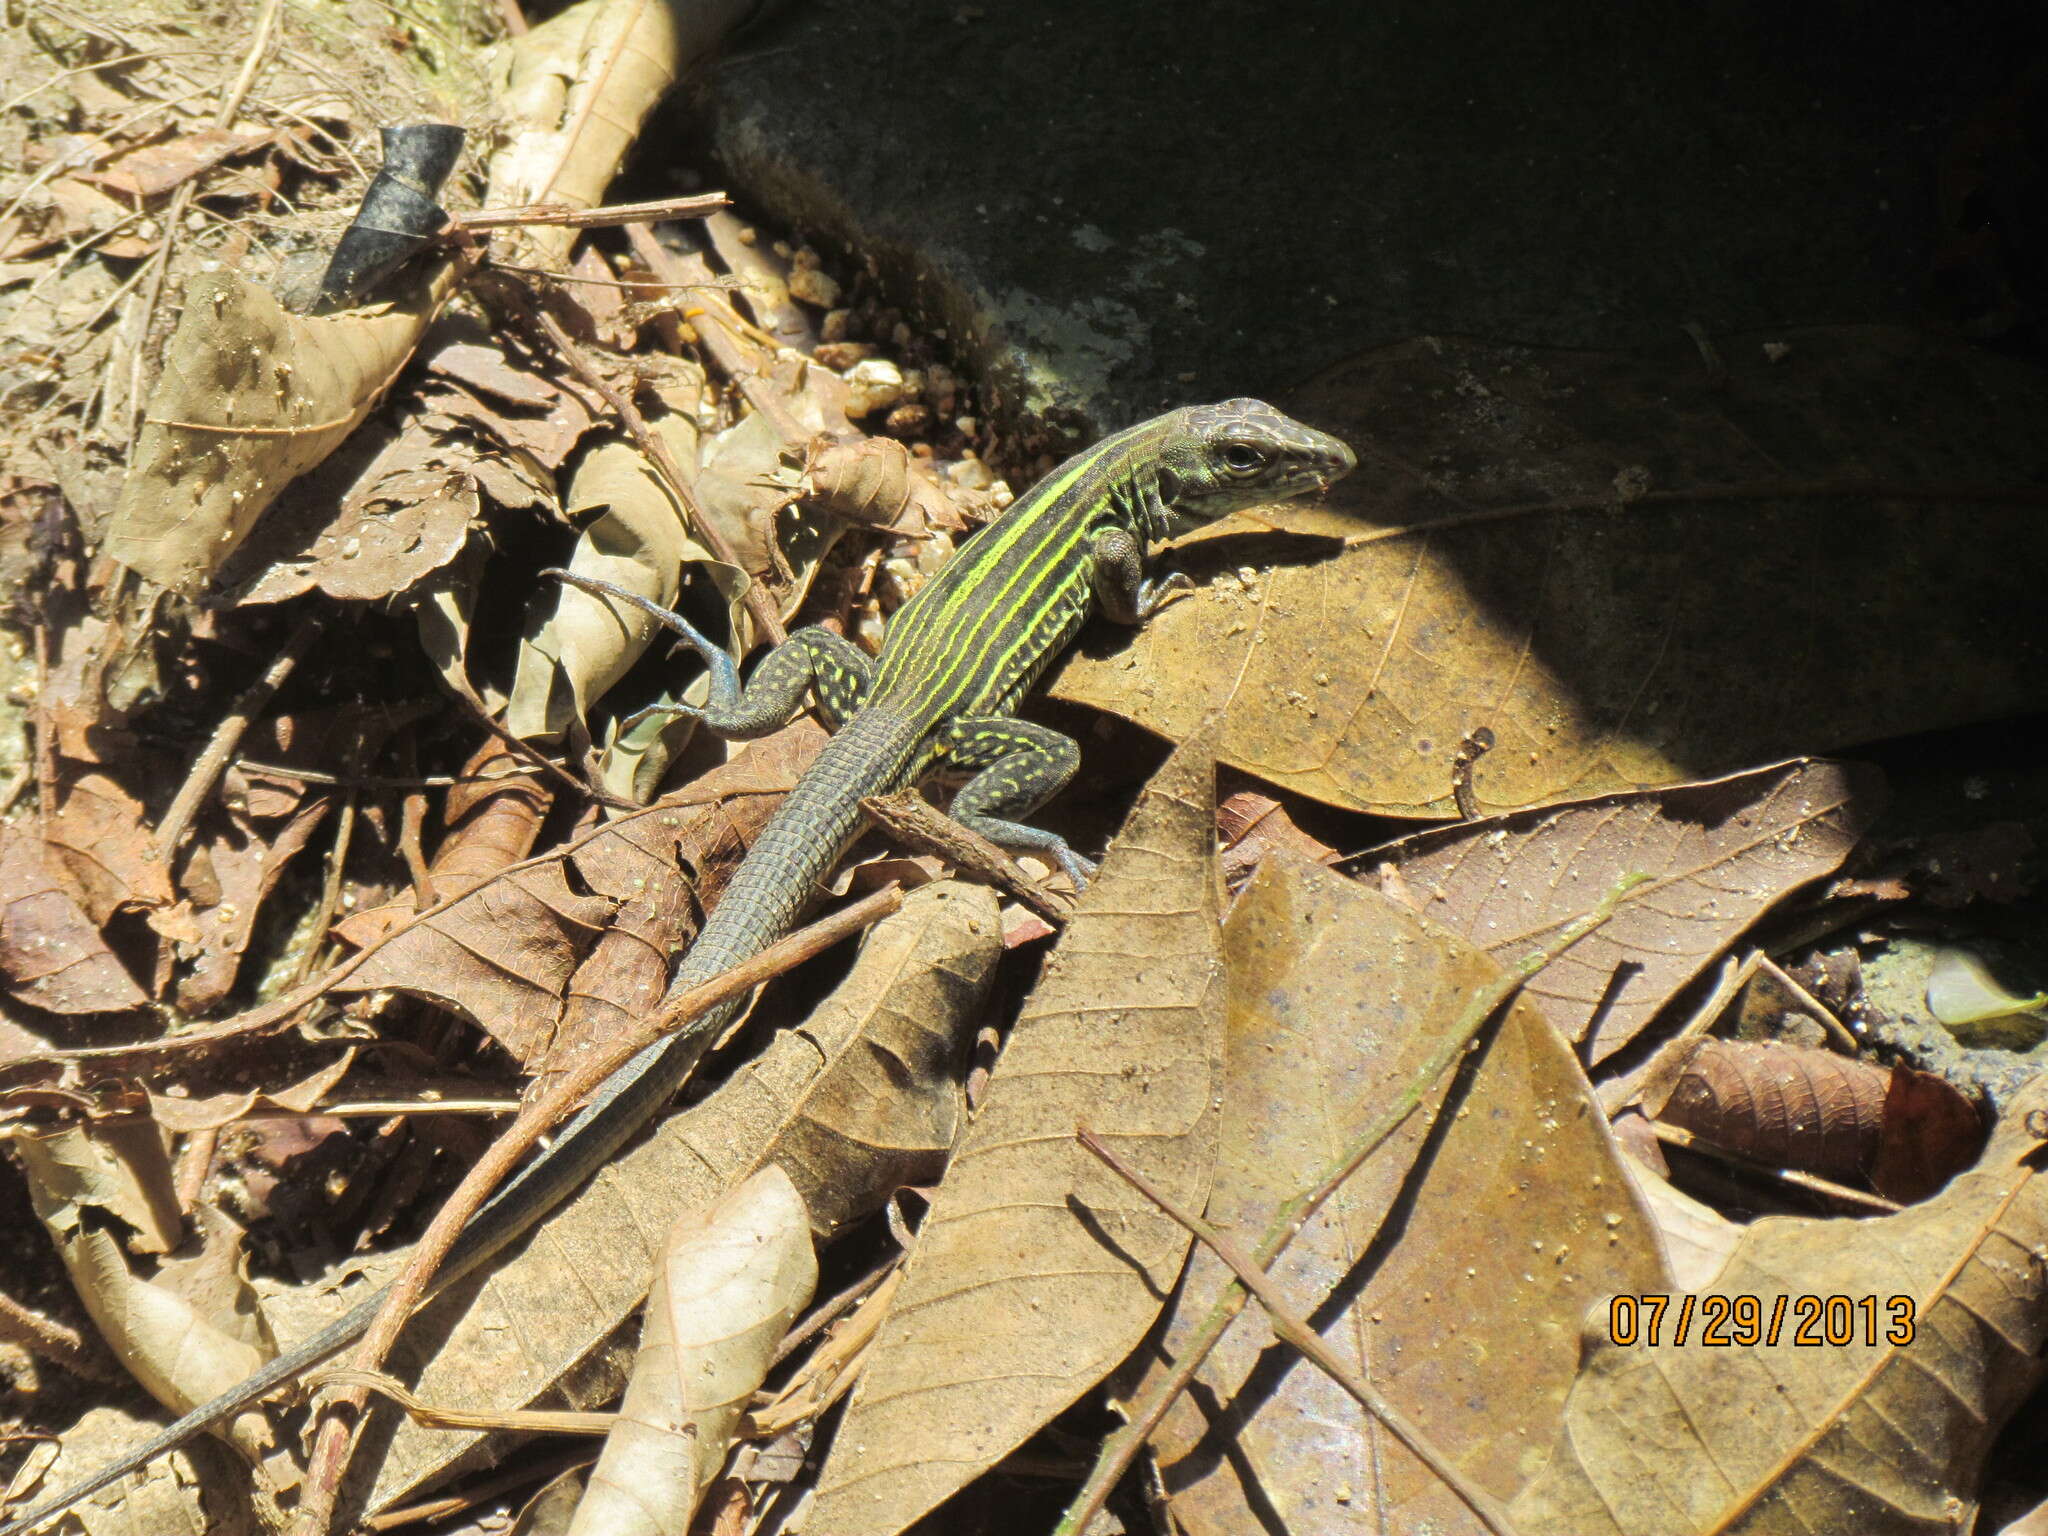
[1054,873,1647,1535]
[289,882,906,1535]
[1078,1130,1523,1536]
[0,1289,121,1384]
[861,789,1073,926]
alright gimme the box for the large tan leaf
[1052,328,2048,816]
[567,1167,816,1536]
[807,735,1225,1536]
[360,878,999,1509]
[1372,760,1881,1062]
[104,266,458,594]
[1511,1070,2048,1535]
[1147,856,1667,1536]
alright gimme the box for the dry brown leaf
[0,823,149,1016]
[234,408,495,606]
[329,852,611,1059]
[1052,328,2048,815]
[1145,856,1667,1536]
[1657,1038,1985,1205]
[567,1167,816,1536]
[799,433,971,534]
[692,407,846,621]
[104,264,460,594]
[485,0,744,270]
[18,1124,276,1468]
[807,733,1225,1536]
[1511,1071,2048,1535]
[16,1406,247,1536]
[80,127,275,201]
[144,1050,354,1135]
[42,772,174,924]
[171,793,330,1014]
[362,878,998,1509]
[1373,760,1881,1062]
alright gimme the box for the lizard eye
[1219,442,1266,474]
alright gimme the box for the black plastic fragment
[311,122,466,314]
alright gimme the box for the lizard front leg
[1090,525,1193,626]
[937,714,1096,888]
[542,569,871,735]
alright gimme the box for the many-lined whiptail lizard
[2,399,1353,1534]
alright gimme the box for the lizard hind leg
[541,569,872,737]
[938,714,1096,888]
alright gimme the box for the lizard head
[1150,397,1356,526]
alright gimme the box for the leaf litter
[1,1,2045,1534]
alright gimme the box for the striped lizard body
[0,399,1353,1535]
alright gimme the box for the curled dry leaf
[1052,328,2048,816]
[18,1125,275,1467]
[0,824,149,1016]
[363,878,998,1509]
[80,127,276,202]
[104,265,461,594]
[1372,760,1882,1063]
[1144,855,1666,1536]
[508,414,743,741]
[1657,1038,1986,1206]
[799,433,971,534]
[808,733,1225,1536]
[1511,1071,2048,1536]
[567,1167,816,1536]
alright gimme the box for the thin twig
[153,615,317,861]
[290,882,907,1535]
[526,302,787,647]
[286,791,354,989]
[1079,1130,1522,1536]
[1647,1122,1902,1213]
[1054,873,1648,1535]
[232,758,552,789]
[454,191,727,233]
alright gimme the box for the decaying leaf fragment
[567,1167,816,1536]
[808,734,1226,1536]
[363,879,999,1509]
[0,824,149,1016]
[105,265,461,594]
[1145,856,1667,1536]
[1512,1071,2048,1536]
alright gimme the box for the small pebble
[788,266,843,308]
[842,357,907,416]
